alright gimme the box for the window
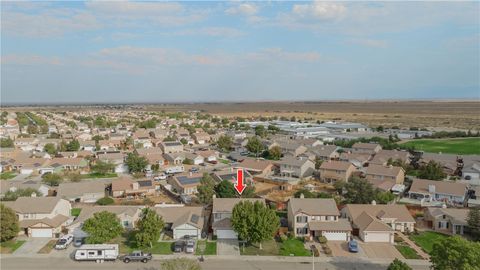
[123,221,129,227]
[296,228,308,235]
[88,251,95,256]
[97,250,102,256]
[296,216,307,223]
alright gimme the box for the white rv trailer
[165,165,184,174]
[74,244,119,262]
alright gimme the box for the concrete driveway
[360,242,402,259]
[329,241,367,258]
[217,239,240,256]
[13,238,51,256]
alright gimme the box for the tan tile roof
[366,164,403,177]
[353,211,393,232]
[410,179,467,197]
[352,143,380,150]
[70,205,142,226]
[239,158,273,172]
[426,207,469,225]
[289,198,340,216]
[4,197,63,214]
[319,160,353,171]
[344,204,415,223]
[19,214,69,228]
[155,206,204,229]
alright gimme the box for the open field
[401,138,480,155]
[6,101,479,130]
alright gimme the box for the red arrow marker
[234,168,246,195]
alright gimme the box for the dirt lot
[254,181,278,194]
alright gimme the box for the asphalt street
[0,257,430,270]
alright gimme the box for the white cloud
[84,1,183,16]
[349,38,388,48]
[226,3,259,16]
[292,1,346,21]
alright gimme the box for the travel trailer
[165,166,184,174]
[74,244,119,262]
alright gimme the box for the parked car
[185,240,195,253]
[55,234,73,250]
[73,238,84,247]
[189,167,199,173]
[120,251,152,263]
[173,241,184,253]
[348,240,359,253]
[154,173,167,181]
[208,160,218,164]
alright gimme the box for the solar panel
[137,180,152,187]
[177,176,202,185]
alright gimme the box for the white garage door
[20,169,33,175]
[364,232,391,243]
[31,228,52,238]
[174,229,198,239]
[216,229,237,239]
[322,231,348,241]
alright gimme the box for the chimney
[371,200,376,205]
[300,193,305,199]
[428,184,435,193]
[132,182,139,190]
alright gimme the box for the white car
[55,234,74,250]
[154,173,167,181]
[185,240,195,253]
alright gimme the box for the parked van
[74,244,119,262]
[165,166,184,174]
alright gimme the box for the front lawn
[240,239,279,256]
[71,208,82,217]
[0,172,16,180]
[395,245,421,259]
[279,238,311,256]
[109,234,173,255]
[82,172,118,179]
[196,241,216,255]
[149,242,173,254]
[0,240,25,254]
[219,159,230,165]
[409,231,449,254]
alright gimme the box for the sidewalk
[396,232,430,260]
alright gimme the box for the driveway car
[348,240,359,253]
[120,251,152,263]
[55,234,73,250]
[173,241,184,253]
[73,238,84,247]
[185,240,195,253]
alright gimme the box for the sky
[1,1,479,104]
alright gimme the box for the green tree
[268,146,282,160]
[125,152,148,173]
[294,189,316,198]
[180,138,188,145]
[387,258,412,270]
[0,138,14,148]
[214,180,237,198]
[161,258,201,270]
[197,173,216,204]
[231,201,279,249]
[267,125,280,134]
[96,197,114,205]
[246,136,264,157]
[66,139,80,151]
[375,191,395,204]
[27,125,38,134]
[83,211,123,244]
[183,158,194,165]
[343,178,377,204]
[217,135,233,152]
[314,157,323,169]
[0,204,20,242]
[41,173,63,186]
[418,161,446,180]
[333,181,346,194]
[255,125,267,138]
[43,143,57,155]
[91,160,115,175]
[135,208,164,248]
[1,188,40,201]
[430,236,480,270]
[467,207,480,241]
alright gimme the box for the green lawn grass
[401,138,480,155]
[82,172,118,179]
[148,242,173,254]
[195,241,217,255]
[278,238,311,256]
[0,172,17,180]
[219,159,230,165]
[409,231,449,254]
[395,245,421,259]
[71,208,82,217]
[0,240,25,254]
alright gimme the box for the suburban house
[238,158,274,177]
[160,141,183,153]
[155,205,205,239]
[370,150,411,166]
[68,205,142,231]
[351,143,382,154]
[319,160,356,184]
[408,179,468,204]
[212,197,265,239]
[424,207,469,235]
[211,169,253,185]
[365,164,405,184]
[46,158,89,173]
[97,152,128,173]
[463,162,480,181]
[2,197,71,238]
[192,132,211,144]
[185,153,205,165]
[0,180,50,198]
[339,152,371,168]
[111,178,156,198]
[169,173,203,195]
[341,204,416,243]
[288,197,352,241]
[56,181,107,203]
[275,157,315,179]
[270,141,307,157]
[196,150,218,163]
[306,145,339,161]
[163,153,186,166]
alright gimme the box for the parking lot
[329,241,402,259]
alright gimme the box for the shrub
[279,234,288,243]
[323,246,332,255]
[96,197,114,205]
[311,245,320,257]
[318,236,328,244]
[394,234,404,243]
